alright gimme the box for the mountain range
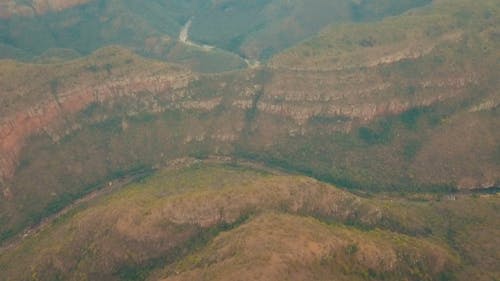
[0,0,498,280]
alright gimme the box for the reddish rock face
[0,71,192,183]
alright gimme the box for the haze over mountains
[0,0,499,280]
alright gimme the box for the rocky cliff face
[0,74,190,178]
[0,42,496,189]
[0,48,192,185]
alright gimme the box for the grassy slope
[0,164,497,281]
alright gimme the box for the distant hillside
[0,0,431,69]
